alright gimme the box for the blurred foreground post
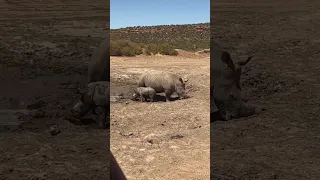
[111,152,127,180]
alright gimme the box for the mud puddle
[0,109,33,131]
[110,82,136,103]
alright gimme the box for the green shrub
[110,40,179,57]
[144,43,178,56]
[110,40,143,56]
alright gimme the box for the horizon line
[110,22,210,30]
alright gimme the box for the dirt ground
[211,1,320,179]
[0,1,110,179]
[1,0,320,180]
[110,51,210,180]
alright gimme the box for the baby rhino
[132,87,156,102]
[71,81,110,129]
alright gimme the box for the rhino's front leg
[164,90,172,102]
[91,105,98,115]
[149,95,154,102]
[93,106,108,129]
[224,111,232,121]
[96,111,108,129]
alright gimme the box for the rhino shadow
[133,94,191,103]
[67,116,110,129]
[153,95,180,102]
[210,112,225,122]
[80,117,110,129]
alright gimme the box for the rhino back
[88,40,110,83]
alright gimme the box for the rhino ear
[184,78,189,83]
[221,51,235,71]
[238,56,253,67]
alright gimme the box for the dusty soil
[211,0,320,179]
[110,51,210,180]
[0,1,110,179]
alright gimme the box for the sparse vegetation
[110,40,178,56]
[143,43,178,56]
[110,40,142,56]
[110,23,209,56]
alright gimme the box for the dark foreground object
[111,152,127,180]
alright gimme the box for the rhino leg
[91,105,98,115]
[97,112,107,129]
[164,90,173,102]
[95,107,108,129]
[224,111,233,121]
[149,94,154,102]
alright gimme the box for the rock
[30,110,45,118]
[49,125,61,136]
[26,100,46,110]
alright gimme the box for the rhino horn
[179,77,188,83]
[237,56,253,67]
[183,77,189,83]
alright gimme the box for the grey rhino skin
[132,87,156,102]
[210,46,259,121]
[88,39,110,83]
[137,72,188,102]
[72,81,110,129]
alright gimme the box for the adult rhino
[210,46,260,121]
[88,38,110,83]
[137,72,188,102]
[71,38,110,128]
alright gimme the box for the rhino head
[71,87,93,118]
[131,89,140,101]
[211,47,255,120]
[176,77,188,100]
[211,48,252,101]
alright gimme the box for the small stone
[145,156,155,162]
[169,145,179,149]
[30,110,45,118]
[49,125,61,136]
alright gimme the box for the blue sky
[110,0,210,29]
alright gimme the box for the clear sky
[110,0,210,29]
